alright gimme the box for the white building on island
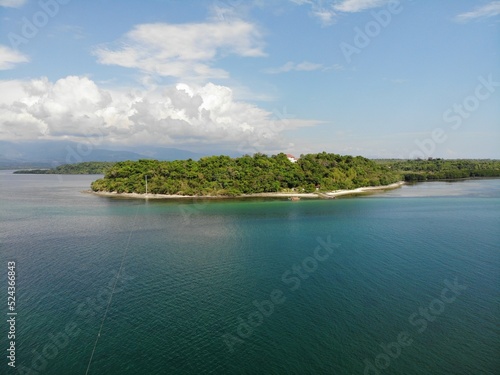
[286,154,298,163]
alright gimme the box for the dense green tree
[90,152,406,196]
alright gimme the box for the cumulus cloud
[0,0,26,8]
[455,1,500,22]
[93,21,265,80]
[0,76,320,152]
[0,45,28,70]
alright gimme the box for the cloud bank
[0,76,318,152]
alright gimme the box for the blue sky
[0,0,499,158]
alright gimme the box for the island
[89,153,500,199]
[14,162,115,175]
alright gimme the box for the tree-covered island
[13,154,500,197]
[88,153,500,197]
[90,153,403,196]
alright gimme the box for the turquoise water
[0,173,499,374]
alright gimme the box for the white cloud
[264,61,324,74]
[311,8,337,25]
[0,76,320,152]
[265,61,344,74]
[455,1,500,22]
[325,63,344,71]
[289,0,338,25]
[93,21,265,81]
[208,0,260,23]
[0,0,26,8]
[0,45,28,70]
[290,0,394,25]
[49,25,86,40]
[333,0,391,13]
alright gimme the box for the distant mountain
[126,145,206,161]
[0,141,206,169]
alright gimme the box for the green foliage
[17,157,500,195]
[14,162,115,175]
[378,159,500,182]
[91,153,402,196]
[13,169,51,174]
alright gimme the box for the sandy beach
[87,181,405,200]
[323,181,406,198]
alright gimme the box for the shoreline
[86,181,405,200]
[323,181,406,198]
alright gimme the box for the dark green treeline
[91,153,401,195]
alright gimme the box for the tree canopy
[378,159,500,182]
[90,153,402,196]
[15,155,500,195]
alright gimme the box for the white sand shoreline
[86,181,405,200]
[324,181,406,198]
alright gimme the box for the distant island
[13,154,500,198]
[14,162,115,175]
[86,153,500,198]
[379,158,500,181]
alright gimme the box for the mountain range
[0,141,210,169]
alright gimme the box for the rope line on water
[84,205,140,375]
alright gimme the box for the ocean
[1,172,499,374]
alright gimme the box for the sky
[0,0,499,159]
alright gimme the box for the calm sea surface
[0,173,499,375]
